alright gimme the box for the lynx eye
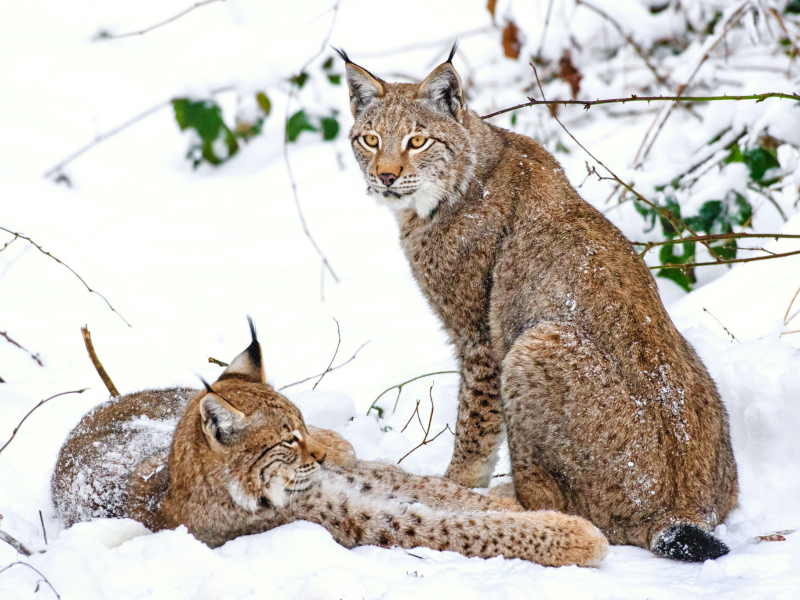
[282,435,299,447]
[408,136,427,149]
[363,134,379,147]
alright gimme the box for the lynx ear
[335,47,385,117]
[418,43,464,122]
[200,393,246,446]
[218,316,265,384]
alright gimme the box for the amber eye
[363,134,379,147]
[408,136,427,149]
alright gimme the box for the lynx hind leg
[307,426,357,468]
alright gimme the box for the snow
[2,0,800,598]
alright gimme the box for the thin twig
[367,370,459,417]
[81,326,120,397]
[397,383,455,464]
[535,0,556,59]
[208,356,229,367]
[97,0,226,40]
[480,91,799,119]
[313,318,341,390]
[526,63,723,262]
[400,400,421,434]
[0,515,33,557]
[654,249,800,269]
[38,511,48,546]
[0,331,43,367]
[575,0,669,85]
[0,562,60,598]
[283,1,341,285]
[0,227,130,326]
[703,307,739,343]
[781,329,800,336]
[635,2,749,166]
[0,389,88,457]
[633,232,800,255]
[279,341,368,390]
[783,285,800,326]
[42,85,234,179]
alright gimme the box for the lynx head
[337,44,476,218]
[188,318,326,511]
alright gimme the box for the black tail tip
[653,524,729,562]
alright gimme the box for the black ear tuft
[446,40,459,64]
[198,375,214,394]
[332,46,351,64]
[247,315,258,344]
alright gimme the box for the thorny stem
[633,233,800,256]
[0,389,87,457]
[575,0,669,85]
[96,0,225,40]
[480,92,800,120]
[313,318,341,390]
[283,0,341,285]
[0,331,43,367]
[654,249,800,270]
[526,63,724,263]
[0,226,131,326]
[367,371,459,417]
[279,341,368,390]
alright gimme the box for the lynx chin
[52,319,608,568]
[338,43,738,562]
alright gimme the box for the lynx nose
[378,172,398,186]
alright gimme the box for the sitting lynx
[337,44,738,561]
[53,321,608,568]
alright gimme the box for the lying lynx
[337,44,738,561]
[53,321,608,568]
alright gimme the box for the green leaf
[510,113,517,127]
[323,56,334,70]
[786,0,800,14]
[286,110,317,142]
[685,200,723,235]
[256,92,271,116]
[731,192,752,226]
[173,98,225,143]
[327,74,341,85]
[291,72,309,89]
[742,147,780,183]
[711,238,737,261]
[657,241,696,291]
[320,115,340,141]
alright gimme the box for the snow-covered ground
[2,1,800,598]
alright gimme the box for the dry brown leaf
[487,0,497,23]
[559,49,582,100]
[502,21,522,60]
[755,530,794,543]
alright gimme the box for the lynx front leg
[444,344,504,488]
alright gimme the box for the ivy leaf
[173,98,238,168]
[256,92,271,116]
[327,74,341,85]
[286,110,317,142]
[320,115,340,141]
[323,56,334,70]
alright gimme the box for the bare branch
[38,511,48,546]
[279,341,368,390]
[633,232,800,254]
[208,356,229,367]
[703,307,739,343]
[313,318,341,390]
[0,389,87,457]
[0,226,130,326]
[397,383,455,464]
[367,370,459,418]
[535,0,556,59]
[575,0,669,85]
[0,331,43,367]
[96,0,226,41]
[0,561,60,598]
[654,249,800,270]
[480,91,799,120]
[525,63,724,263]
[43,85,234,179]
[0,516,33,557]
[283,1,341,285]
[784,285,800,326]
[81,326,120,397]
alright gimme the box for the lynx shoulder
[339,44,738,562]
[52,321,608,568]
